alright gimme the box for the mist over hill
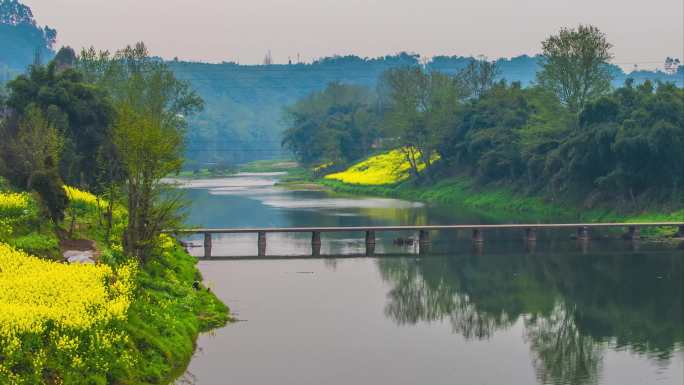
[2,0,682,168]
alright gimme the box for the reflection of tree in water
[525,303,602,385]
[380,258,514,340]
[377,252,682,384]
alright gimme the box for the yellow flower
[0,192,31,217]
[325,148,439,185]
[63,186,107,209]
[0,243,135,334]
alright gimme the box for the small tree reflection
[524,303,603,385]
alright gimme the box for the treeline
[0,43,202,262]
[284,25,684,207]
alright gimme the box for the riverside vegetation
[0,41,229,384]
[283,25,684,229]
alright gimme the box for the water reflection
[525,303,603,385]
[178,173,683,385]
[377,252,683,385]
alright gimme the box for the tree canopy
[537,25,613,114]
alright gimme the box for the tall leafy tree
[457,57,500,98]
[537,25,613,115]
[0,105,67,222]
[78,43,203,262]
[379,67,463,177]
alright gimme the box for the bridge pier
[418,230,431,255]
[472,228,484,243]
[365,231,376,256]
[576,226,590,241]
[203,232,212,258]
[312,231,321,256]
[623,226,640,241]
[525,228,537,242]
[258,231,267,256]
[418,230,430,245]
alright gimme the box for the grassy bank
[0,185,230,384]
[319,151,684,237]
[176,159,298,179]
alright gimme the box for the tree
[81,43,203,262]
[457,57,500,98]
[537,25,613,114]
[282,82,379,167]
[0,105,67,222]
[379,67,463,177]
[0,105,62,188]
[5,61,114,187]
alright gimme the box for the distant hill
[171,55,683,167]
[0,0,56,81]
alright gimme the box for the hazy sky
[24,0,684,70]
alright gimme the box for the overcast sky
[23,0,684,70]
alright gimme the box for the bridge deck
[170,222,684,258]
[171,222,684,234]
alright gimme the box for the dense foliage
[3,61,113,188]
[282,82,380,167]
[445,80,684,206]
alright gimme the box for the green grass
[121,244,229,384]
[176,167,238,178]
[239,159,298,173]
[321,176,684,238]
[8,232,59,257]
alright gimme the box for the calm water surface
[177,173,683,385]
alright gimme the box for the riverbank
[0,185,230,384]
[177,160,299,179]
[310,152,684,237]
[321,178,684,224]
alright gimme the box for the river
[176,173,683,385]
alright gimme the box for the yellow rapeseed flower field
[325,149,437,185]
[63,185,106,209]
[0,192,31,217]
[0,242,136,383]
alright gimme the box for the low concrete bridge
[171,222,684,258]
